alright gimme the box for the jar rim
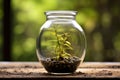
[45,11,77,16]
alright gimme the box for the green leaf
[64,43,73,50]
[65,41,71,45]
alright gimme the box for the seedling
[53,26,73,60]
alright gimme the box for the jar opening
[45,11,77,16]
[45,11,77,20]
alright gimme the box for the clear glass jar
[36,11,86,74]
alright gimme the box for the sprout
[53,26,73,60]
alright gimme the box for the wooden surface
[0,62,120,79]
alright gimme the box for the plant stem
[53,26,61,57]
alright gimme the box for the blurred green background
[0,0,120,61]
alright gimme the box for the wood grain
[0,62,119,79]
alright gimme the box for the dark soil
[41,56,81,73]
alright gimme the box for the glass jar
[36,11,86,74]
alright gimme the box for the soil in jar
[41,56,81,73]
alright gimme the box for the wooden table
[0,62,120,79]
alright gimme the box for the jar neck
[45,11,77,20]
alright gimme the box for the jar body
[36,11,86,74]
